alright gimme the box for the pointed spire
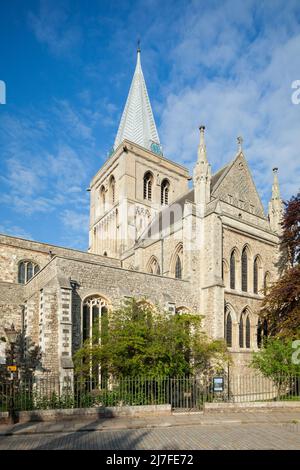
[194,125,211,208]
[237,136,243,153]
[197,125,207,163]
[268,167,283,234]
[136,39,141,68]
[271,167,280,200]
[113,47,160,152]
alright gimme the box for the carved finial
[269,167,283,233]
[272,167,280,200]
[237,136,243,152]
[198,125,207,162]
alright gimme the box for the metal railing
[0,374,300,413]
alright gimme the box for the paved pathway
[0,411,300,449]
[0,422,299,449]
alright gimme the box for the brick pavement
[0,422,299,450]
[0,410,300,449]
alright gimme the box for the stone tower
[89,48,189,258]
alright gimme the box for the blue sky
[0,0,299,250]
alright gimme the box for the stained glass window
[230,251,236,289]
[241,248,248,292]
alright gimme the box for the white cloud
[52,100,93,141]
[28,0,81,57]
[0,223,32,240]
[0,100,93,216]
[61,209,89,232]
[158,0,300,206]
[60,209,90,250]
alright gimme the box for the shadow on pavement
[32,417,149,450]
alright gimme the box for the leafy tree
[251,337,300,397]
[15,333,42,381]
[259,192,300,338]
[260,265,300,338]
[0,332,42,381]
[74,298,228,379]
[252,337,300,376]
[280,192,300,268]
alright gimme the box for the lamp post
[4,324,18,424]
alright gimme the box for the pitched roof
[134,154,259,246]
[114,50,160,152]
[211,151,266,217]
[135,168,225,245]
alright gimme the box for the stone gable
[212,153,265,218]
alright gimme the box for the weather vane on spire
[137,39,141,53]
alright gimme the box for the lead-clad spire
[113,46,160,152]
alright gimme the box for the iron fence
[0,374,300,413]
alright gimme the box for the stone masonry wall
[54,256,198,359]
[0,233,120,283]
[0,282,25,338]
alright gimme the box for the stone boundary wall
[0,404,171,423]
[204,401,300,412]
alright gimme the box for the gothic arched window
[147,256,161,275]
[241,247,248,292]
[175,256,182,279]
[143,172,153,201]
[239,315,244,348]
[161,179,170,205]
[82,295,109,386]
[239,308,251,349]
[230,251,236,289]
[82,296,109,343]
[100,185,105,211]
[18,261,40,284]
[245,315,251,348]
[110,175,115,205]
[253,256,258,294]
[225,310,232,347]
[171,244,183,279]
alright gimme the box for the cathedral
[0,49,283,382]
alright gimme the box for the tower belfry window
[143,172,153,201]
[100,185,105,210]
[161,179,170,205]
[110,175,115,205]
